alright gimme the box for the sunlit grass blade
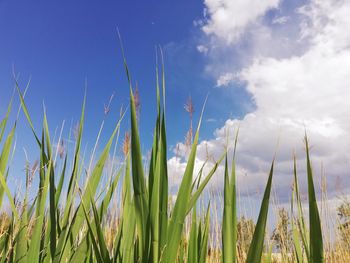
[246,161,274,263]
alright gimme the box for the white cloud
[197,45,209,54]
[202,0,280,44]
[206,118,217,122]
[272,16,289,24]
[169,0,350,200]
[216,72,235,87]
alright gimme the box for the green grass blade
[166,100,206,263]
[186,153,225,215]
[42,112,57,259]
[293,156,310,260]
[63,94,86,221]
[159,112,168,258]
[158,56,168,258]
[0,171,18,222]
[15,83,41,146]
[130,85,149,260]
[246,161,274,263]
[150,135,161,263]
[69,115,123,238]
[292,159,305,263]
[120,154,136,262]
[0,124,16,209]
[305,136,323,263]
[199,204,210,263]
[14,197,28,263]
[187,207,198,263]
[27,156,52,262]
[80,198,104,263]
[54,154,67,208]
[90,197,111,262]
[69,167,122,262]
[222,154,237,263]
[0,95,13,142]
[222,155,233,262]
[99,167,123,218]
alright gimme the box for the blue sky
[0,0,253,194]
[0,0,250,163]
[1,0,350,208]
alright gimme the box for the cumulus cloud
[202,0,280,44]
[169,0,350,202]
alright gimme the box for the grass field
[0,58,349,263]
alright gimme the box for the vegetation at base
[0,53,348,262]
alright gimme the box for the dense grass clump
[0,56,348,262]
